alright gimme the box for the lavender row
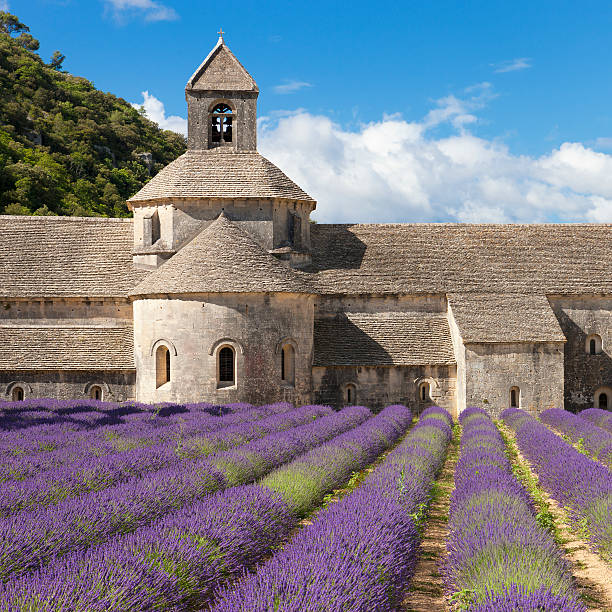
[445,407,582,611]
[0,403,293,484]
[0,405,412,610]
[540,407,612,468]
[0,400,268,459]
[578,407,612,434]
[211,406,453,612]
[0,404,329,517]
[0,405,370,581]
[503,408,612,563]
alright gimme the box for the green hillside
[0,12,186,217]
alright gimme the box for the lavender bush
[445,406,582,611]
[0,405,412,610]
[578,407,612,434]
[504,408,612,563]
[0,405,368,581]
[540,407,612,467]
[0,404,327,515]
[210,406,453,612]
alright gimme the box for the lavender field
[0,399,609,611]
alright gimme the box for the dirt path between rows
[401,429,459,612]
[502,424,612,612]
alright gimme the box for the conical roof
[186,36,257,92]
[129,213,312,297]
[128,150,314,204]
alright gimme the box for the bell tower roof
[186,35,258,93]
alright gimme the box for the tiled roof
[448,294,566,343]
[0,216,147,298]
[313,312,455,366]
[128,151,314,203]
[0,326,135,370]
[130,213,311,296]
[308,223,612,295]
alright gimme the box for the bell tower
[185,32,258,151]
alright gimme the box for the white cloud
[131,91,187,135]
[104,0,178,22]
[136,87,612,224]
[0,1,9,10]
[258,90,612,223]
[493,58,532,73]
[273,81,312,94]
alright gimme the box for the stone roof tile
[128,151,314,203]
[129,213,311,296]
[0,326,134,370]
[448,294,566,343]
[0,216,147,298]
[309,223,612,295]
[313,312,455,366]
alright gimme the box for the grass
[494,420,563,544]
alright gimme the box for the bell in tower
[185,31,258,151]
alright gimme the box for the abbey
[1,36,612,418]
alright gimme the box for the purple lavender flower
[446,408,582,611]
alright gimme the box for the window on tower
[211,103,233,145]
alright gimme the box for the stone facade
[0,36,611,416]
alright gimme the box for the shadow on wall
[552,309,612,412]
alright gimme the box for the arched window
[11,386,24,401]
[586,334,602,355]
[344,383,357,405]
[89,385,103,401]
[156,345,171,388]
[218,346,235,388]
[599,392,608,410]
[211,103,233,144]
[281,344,295,386]
[419,382,430,402]
[510,386,520,408]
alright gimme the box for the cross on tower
[218,28,225,39]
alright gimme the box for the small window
[419,382,430,402]
[218,346,235,387]
[90,385,103,401]
[156,345,171,388]
[281,344,295,386]
[586,334,602,355]
[11,386,24,401]
[344,383,357,405]
[211,103,233,145]
[599,392,608,410]
[510,386,520,408]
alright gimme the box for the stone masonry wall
[133,292,314,405]
[464,342,564,417]
[312,364,457,416]
[549,296,612,412]
[0,370,135,402]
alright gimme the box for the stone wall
[133,292,314,405]
[549,296,612,411]
[0,370,135,402]
[447,301,467,415]
[132,199,314,269]
[464,342,564,417]
[186,90,257,152]
[312,364,457,416]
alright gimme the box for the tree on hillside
[0,11,28,35]
[48,51,65,71]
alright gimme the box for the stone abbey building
[1,36,612,417]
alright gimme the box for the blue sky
[7,0,612,223]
